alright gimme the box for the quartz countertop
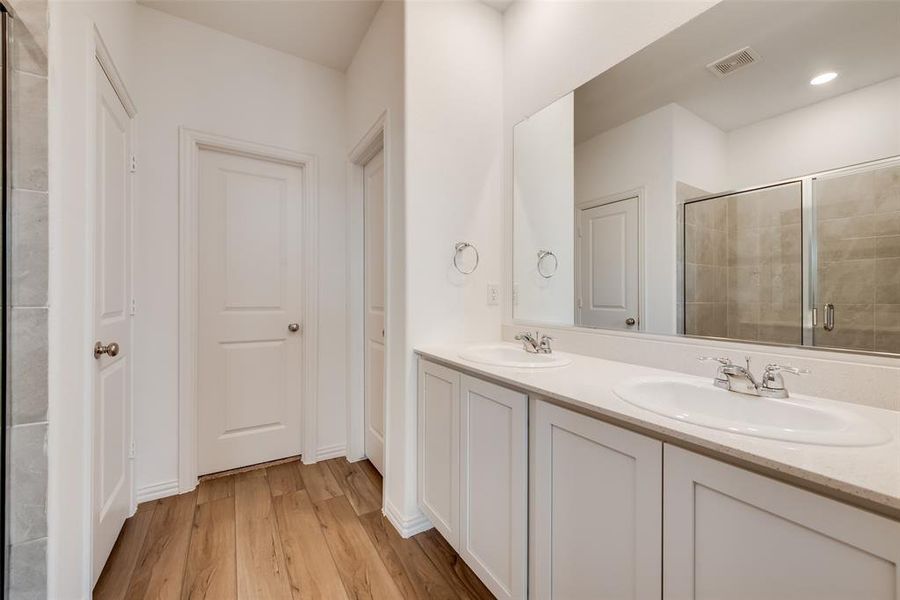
[415,344,900,519]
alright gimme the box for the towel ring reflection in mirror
[537,249,558,278]
[453,242,479,275]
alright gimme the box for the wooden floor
[94,457,495,600]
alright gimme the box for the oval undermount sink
[613,376,891,447]
[459,343,572,369]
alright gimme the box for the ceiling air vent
[706,47,759,79]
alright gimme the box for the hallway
[93,458,494,599]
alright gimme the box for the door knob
[94,341,120,359]
[288,323,301,333]
[625,317,636,326]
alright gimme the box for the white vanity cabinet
[460,375,528,600]
[417,360,460,546]
[417,360,528,600]
[419,356,900,600]
[664,445,900,600]
[531,399,663,600]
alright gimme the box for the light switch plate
[487,283,500,306]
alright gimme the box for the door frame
[573,187,645,330]
[346,113,389,466]
[177,128,319,492]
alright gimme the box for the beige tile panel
[876,235,900,259]
[874,304,900,354]
[875,258,900,304]
[818,260,875,305]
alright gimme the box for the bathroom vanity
[416,346,900,600]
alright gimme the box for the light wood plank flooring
[94,458,495,600]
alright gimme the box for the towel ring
[453,242,479,275]
[537,249,558,278]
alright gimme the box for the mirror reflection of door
[576,196,640,329]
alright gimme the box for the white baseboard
[313,443,346,462]
[384,498,433,538]
[136,479,179,503]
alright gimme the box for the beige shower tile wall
[684,182,803,345]
[726,182,803,346]
[815,163,900,353]
[683,194,728,338]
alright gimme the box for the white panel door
[197,148,303,475]
[92,60,133,583]
[460,376,528,600]
[577,197,640,330]
[365,149,386,474]
[665,445,900,600]
[532,400,662,600]
[417,360,460,548]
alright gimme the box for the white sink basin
[459,344,572,369]
[613,376,891,447]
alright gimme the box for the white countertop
[416,344,900,518]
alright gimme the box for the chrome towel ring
[453,242,479,275]
[537,249,558,278]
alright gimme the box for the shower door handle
[823,303,835,331]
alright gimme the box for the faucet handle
[698,356,732,365]
[759,363,809,398]
[764,363,810,376]
[515,331,534,341]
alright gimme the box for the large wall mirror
[513,0,900,355]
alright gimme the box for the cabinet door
[664,445,900,600]
[531,400,662,600]
[417,360,460,547]
[460,375,528,600]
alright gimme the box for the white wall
[727,76,900,188]
[131,5,348,496]
[672,104,727,194]
[402,0,503,529]
[513,93,574,325]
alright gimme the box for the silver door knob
[288,323,301,333]
[94,341,120,359]
[625,317,636,326]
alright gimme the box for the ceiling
[138,0,383,71]
[574,0,900,144]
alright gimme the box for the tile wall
[6,0,49,597]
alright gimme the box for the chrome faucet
[515,331,554,354]
[698,356,809,399]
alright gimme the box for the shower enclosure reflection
[681,182,802,345]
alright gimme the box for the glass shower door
[811,160,900,353]
[683,181,804,345]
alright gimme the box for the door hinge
[578,297,583,308]
[130,298,137,316]
[130,154,137,173]
[129,441,136,460]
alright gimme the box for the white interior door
[197,147,303,475]
[364,149,386,474]
[577,197,640,329]
[92,60,134,583]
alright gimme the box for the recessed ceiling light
[810,71,838,86]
